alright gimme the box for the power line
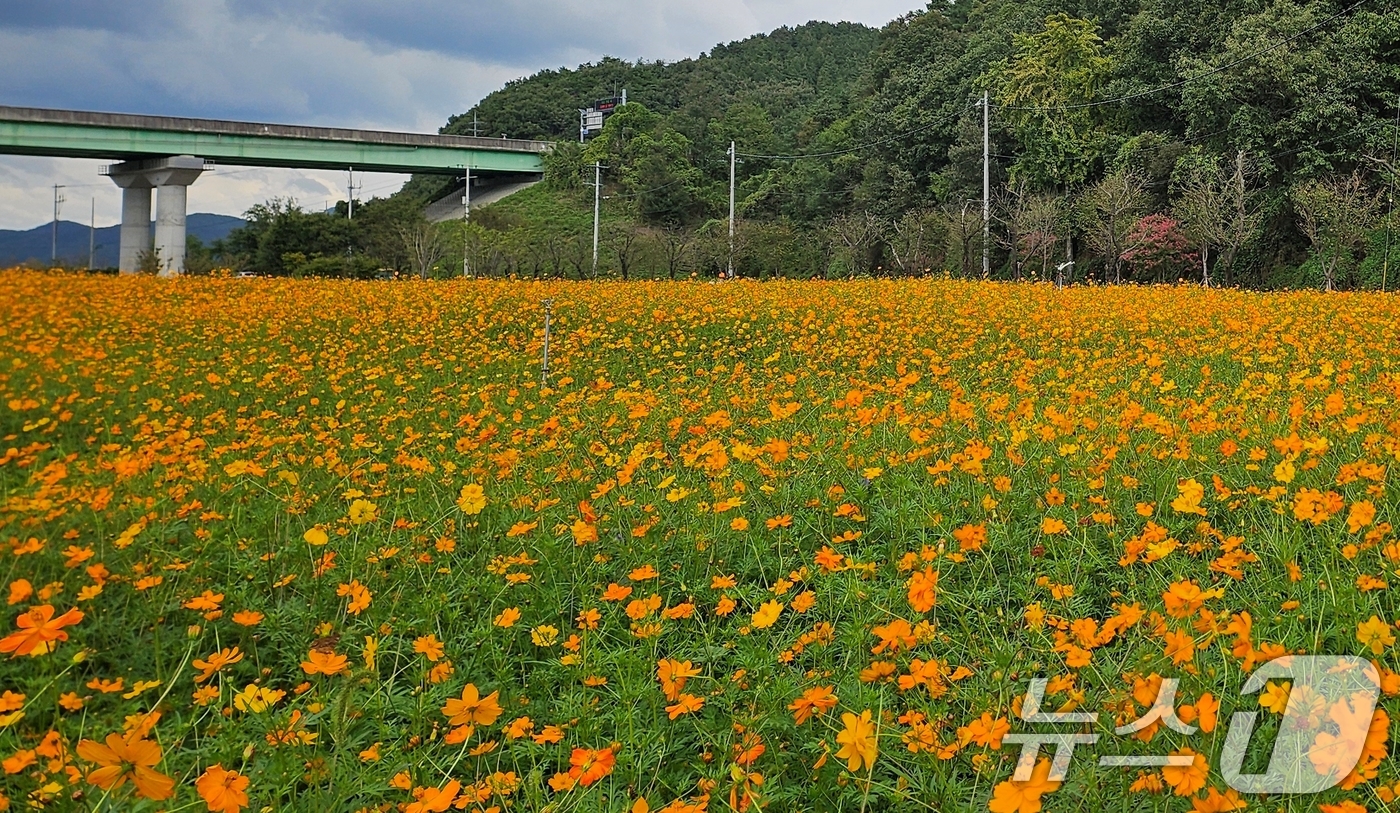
[605,176,685,200]
[1180,100,1312,147]
[737,101,979,160]
[999,0,1369,112]
[1254,117,1391,166]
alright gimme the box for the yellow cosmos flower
[457,483,487,515]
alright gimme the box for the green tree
[987,14,1116,190]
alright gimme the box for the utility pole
[728,141,736,279]
[462,166,472,277]
[51,184,66,263]
[591,162,603,277]
[471,111,480,138]
[982,90,990,279]
[1385,92,1398,293]
[89,197,95,270]
[346,168,360,220]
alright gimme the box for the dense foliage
[219,2,1398,288]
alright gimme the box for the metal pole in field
[462,166,471,278]
[592,162,601,278]
[541,299,553,387]
[51,184,66,263]
[982,90,990,279]
[89,197,95,269]
[728,141,736,278]
[1385,92,1398,293]
[346,168,358,220]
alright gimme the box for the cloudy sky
[0,1,919,230]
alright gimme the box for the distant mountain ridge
[0,213,244,268]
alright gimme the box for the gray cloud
[0,0,918,229]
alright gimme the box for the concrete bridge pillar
[112,179,152,274]
[105,155,205,275]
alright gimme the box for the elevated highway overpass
[0,106,550,274]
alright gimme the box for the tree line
[213,2,1399,287]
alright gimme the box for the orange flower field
[1,270,1398,811]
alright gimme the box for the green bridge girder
[0,106,548,175]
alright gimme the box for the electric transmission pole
[462,166,472,277]
[1385,92,1398,292]
[591,162,603,277]
[982,90,990,279]
[346,168,360,220]
[728,141,736,279]
[51,184,66,263]
[89,198,95,270]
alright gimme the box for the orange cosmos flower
[196,764,250,812]
[1162,580,1220,619]
[835,709,878,772]
[1163,629,1196,665]
[300,650,349,676]
[952,523,987,552]
[960,712,1010,748]
[406,779,460,813]
[988,758,1061,813]
[569,747,616,786]
[751,600,782,629]
[413,634,446,661]
[733,730,766,766]
[814,546,844,573]
[1161,749,1208,796]
[788,685,838,725]
[7,579,34,605]
[1191,787,1246,812]
[441,683,502,726]
[231,610,264,627]
[907,566,938,613]
[76,733,175,800]
[602,583,634,602]
[183,590,224,612]
[0,604,84,658]
[1357,616,1395,655]
[657,659,701,701]
[192,646,245,684]
[666,693,705,719]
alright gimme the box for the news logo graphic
[1001,655,1381,795]
[1219,655,1380,794]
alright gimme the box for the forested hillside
[220,2,1400,288]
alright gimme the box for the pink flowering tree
[1121,214,1196,282]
